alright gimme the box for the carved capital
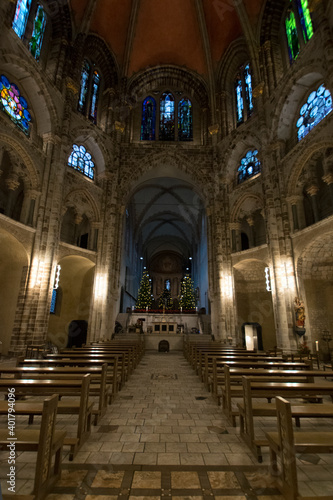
[306,185,319,196]
[253,83,265,98]
[66,77,79,95]
[246,216,254,226]
[74,213,83,225]
[114,121,126,133]
[229,222,241,231]
[208,124,219,136]
[286,195,303,205]
[91,221,100,229]
[5,175,20,191]
[322,173,333,185]
[27,189,41,200]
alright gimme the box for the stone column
[263,41,275,95]
[4,174,20,217]
[286,195,303,232]
[230,222,241,253]
[55,39,69,89]
[90,221,100,251]
[306,185,320,223]
[20,189,40,226]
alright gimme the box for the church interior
[1,0,333,498]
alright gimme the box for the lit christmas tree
[136,269,152,309]
[179,274,196,310]
[158,288,173,309]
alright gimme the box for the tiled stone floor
[1,350,333,499]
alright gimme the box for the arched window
[285,0,314,62]
[29,5,47,61]
[12,0,31,38]
[297,84,333,141]
[235,63,253,126]
[68,145,95,180]
[0,75,32,135]
[141,97,156,140]
[178,98,193,141]
[237,149,260,184]
[78,60,100,124]
[159,92,175,141]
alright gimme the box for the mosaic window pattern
[29,5,47,61]
[285,9,300,61]
[178,98,193,141]
[297,84,333,141]
[296,0,313,42]
[50,288,57,314]
[159,92,175,141]
[78,60,91,115]
[89,70,100,123]
[0,75,32,134]
[244,64,253,117]
[12,0,31,39]
[68,144,95,180]
[237,149,261,184]
[235,75,244,124]
[141,96,156,140]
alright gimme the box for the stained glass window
[159,92,175,141]
[89,70,100,123]
[178,98,193,141]
[235,75,244,124]
[29,5,47,61]
[237,149,261,184]
[78,60,91,114]
[244,64,253,117]
[68,144,95,180]
[296,0,313,42]
[12,0,31,39]
[141,96,156,140]
[50,288,57,314]
[297,84,333,141]
[0,74,32,134]
[285,9,300,61]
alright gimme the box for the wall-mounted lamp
[54,265,61,289]
[265,267,271,292]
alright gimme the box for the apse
[120,176,208,313]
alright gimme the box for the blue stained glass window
[165,279,171,291]
[0,74,32,134]
[178,98,193,141]
[235,76,244,125]
[141,96,156,140]
[237,149,261,184]
[78,60,91,114]
[159,92,175,141]
[12,0,31,39]
[244,64,253,117]
[50,288,57,314]
[297,84,333,141]
[296,0,313,42]
[29,5,47,61]
[68,144,95,180]
[89,70,100,123]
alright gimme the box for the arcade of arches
[1,0,333,357]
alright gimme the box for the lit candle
[180,307,182,313]
[146,306,148,312]
[315,340,319,352]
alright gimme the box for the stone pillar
[263,41,275,94]
[20,189,40,226]
[322,173,333,210]
[218,91,229,138]
[230,222,241,253]
[55,39,69,89]
[306,185,320,223]
[90,221,100,251]
[246,216,255,247]
[286,195,303,232]
[4,174,20,217]
[104,87,117,135]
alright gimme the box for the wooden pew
[221,365,323,426]
[265,396,333,500]
[0,394,66,500]
[239,376,333,462]
[0,374,93,460]
[211,358,311,404]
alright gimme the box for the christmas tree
[179,274,196,310]
[158,288,173,309]
[136,269,152,309]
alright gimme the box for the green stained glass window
[29,5,47,61]
[296,0,313,42]
[285,9,300,61]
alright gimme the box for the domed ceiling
[69,0,265,78]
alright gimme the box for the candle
[146,306,148,312]
[315,340,319,352]
[180,307,182,313]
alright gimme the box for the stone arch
[231,193,264,222]
[0,54,58,135]
[0,134,40,191]
[119,149,212,205]
[218,38,254,89]
[222,135,263,184]
[63,188,100,223]
[287,140,333,197]
[67,128,108,177]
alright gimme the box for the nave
[1,350,333,500]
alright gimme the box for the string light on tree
[136,268,152,310]
[179,273,196,310]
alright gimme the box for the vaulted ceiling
[69,0,266,78]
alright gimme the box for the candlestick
[315,340,319,352]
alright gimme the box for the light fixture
[189,257,192,260]
[54,265,61,289]
[265,267,271,292]
[140,257,143,260]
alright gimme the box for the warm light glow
[54,264,61,289]
[265,267,271,291]
[95,274,107,299]
[31,260,45,287]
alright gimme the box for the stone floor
[1,350,333,499]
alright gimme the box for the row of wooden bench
[184,338,333,500]
[0,337,145,500]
